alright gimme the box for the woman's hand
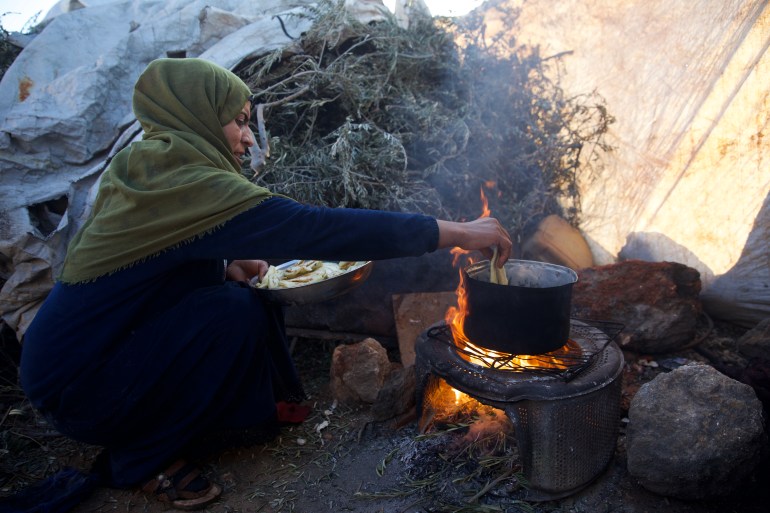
[226,259,269,282]
[436,218,513,266]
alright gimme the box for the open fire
[414,187,625,500]
[445,267,583,372]
[415,317,624,499]
[431,187,584,412]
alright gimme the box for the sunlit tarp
[487,0,770,326]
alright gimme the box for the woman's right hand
[436,218,513,266]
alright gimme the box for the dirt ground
[1,317,769,513]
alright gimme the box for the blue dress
[20,197,439,487]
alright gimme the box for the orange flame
[425,184,575,425]
[449,247,469,267]
[444,186,490,345]
[479,186,491,218]
[484,180,503,199]
[443,186,576,372]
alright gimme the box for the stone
[371,363,417,421]
[571,259,702,353]
[737,317,770,361]
[733,318,770,410]
[626,363,766,499]
[329,338,391,404]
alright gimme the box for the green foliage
[235,0,613,237]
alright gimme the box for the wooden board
[392,291,456,367]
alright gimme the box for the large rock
[571,260,702,353]
[626,363,766,499]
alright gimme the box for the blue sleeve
[194,197,440,262]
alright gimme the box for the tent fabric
[489,0,770,326]
[0,0,321,339]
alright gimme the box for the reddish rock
[572,260,702,353]
[330,338,391,403]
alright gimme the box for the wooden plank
[392,291,456,367]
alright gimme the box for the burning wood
[408,136,623,502]
[419,375,510,433]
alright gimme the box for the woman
[19,58,512,510]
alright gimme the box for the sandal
[141,460,221,511]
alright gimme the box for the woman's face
[222,101,254,165]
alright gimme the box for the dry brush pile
[235,0,613,239]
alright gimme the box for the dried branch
[234,0,614,238]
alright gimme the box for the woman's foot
[141,460,221,510]
[276,401,311,425]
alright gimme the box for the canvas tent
[0,0,768,341]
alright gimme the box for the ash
[388,409,531,512]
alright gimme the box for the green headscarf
[60,58,274,283]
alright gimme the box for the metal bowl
[252,260,373,306]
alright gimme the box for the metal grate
[505,378,623,498]
[426,319,622,381]
[414,318,626,500]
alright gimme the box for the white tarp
[487,0,770,327]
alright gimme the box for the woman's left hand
[227,259,269,282]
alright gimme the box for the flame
[444,269,469,341]
[424,184,579,428]
[479,186,491,218]
[444,186,488,360]
[483,180,503,199]
[443,186,576,372]
[449,246,469,267]
[444,187,487,360]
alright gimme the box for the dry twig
[235,0,614,238]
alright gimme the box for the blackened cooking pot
[461,259,578,354]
